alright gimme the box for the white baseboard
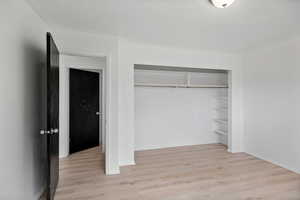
[106,168,120,175]
[246,151,300,174]
[119,159,136,167]
[59,153,69,159]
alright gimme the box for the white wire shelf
[215,107,228,110]
[217,97,229,100]
[135,83,228,88]
[214,119,228,124]
[215,130,227,136]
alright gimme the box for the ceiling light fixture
[211,0,235,8]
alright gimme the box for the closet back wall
[135,87,221,150]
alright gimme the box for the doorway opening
[59,54,107,172]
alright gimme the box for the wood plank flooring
[55,144,300,200]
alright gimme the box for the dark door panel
[46,32,59,200]
[70,69,99,154]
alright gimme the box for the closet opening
[134,64,231,152]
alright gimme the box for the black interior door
[46,32,59,200]
[70,69,99,154]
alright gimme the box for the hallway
[55,144,300,200]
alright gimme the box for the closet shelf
[135,83,186,88]
[214,119,227,124]
[215,107,228,110]
[217,96,228,100]
[135,83,228,88]
[215,130,227,136]
[188,84,228,88]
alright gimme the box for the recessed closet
[134,65,230,151]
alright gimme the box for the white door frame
[59,54,108,171]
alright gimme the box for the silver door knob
[96,112,101,115]
[51,128,59,134]
[40,130,50,135]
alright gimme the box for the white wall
[59,54,106,158]
[135,87,224,150]
[48,29,244,171]
[0,0,49,199]
[243,37,300,174]
[2,3,298,198]
[118,39,244,166]
[53,28,300,176]
[53,30,120,174]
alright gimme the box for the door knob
[40,130,50,135]
[40,129,58,135]
[96,112,102,115]
[51,128,59,134]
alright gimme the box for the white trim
[59,54,118,175]
[248,151,300,174]
[61,59,106,157]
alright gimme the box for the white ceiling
[26,0,300,52]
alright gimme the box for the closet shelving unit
[134,65,230,146]
[214,84,229,144]
[134,83,228,88]
[134,72,229,89]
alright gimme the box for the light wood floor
[55,144,300,200]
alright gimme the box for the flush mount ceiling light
[211,0,235,8]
